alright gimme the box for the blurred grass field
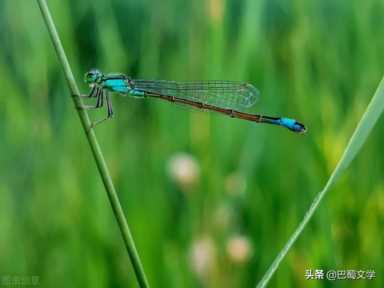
[1,0,384,287]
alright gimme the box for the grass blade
[36,0,150,287]
[256,76,384,288]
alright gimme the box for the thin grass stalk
[36,1,149,287]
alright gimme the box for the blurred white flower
[226,235,253,264]
[225,172,247,196]
[168,153,200,189]
[189,236,216,280]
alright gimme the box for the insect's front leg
[89,91,114,128]
[77,88,105,110]
[95,88,104,108]
[79,85,97,98]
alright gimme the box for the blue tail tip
[280,118,307,133]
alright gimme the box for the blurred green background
[1,0,384,287]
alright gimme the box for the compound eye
[84,69,102,84]
[84,71,95,83]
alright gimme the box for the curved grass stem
[256,76,384,287]
[36,1,149,287]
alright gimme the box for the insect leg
[106,91,114,118]
[89,91,114,129]
[79,85,97,98]
[78,88,105,110]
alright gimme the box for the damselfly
[81,69,306,133]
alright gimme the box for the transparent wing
[131,80,260,110]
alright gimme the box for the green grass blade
[256,76,384,288]
[36,1,150,287]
